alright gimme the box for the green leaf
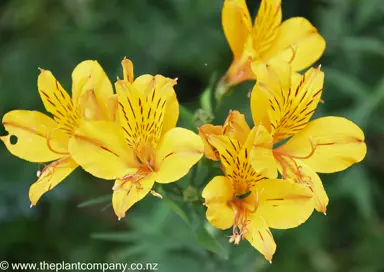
[322,67,368,100]
[178,104,195,129]
[90,232,137,242]
[200,72,217,114]
[355,0,384,29]
[343,37,384,58]
[200,87,213,114]
[163,197,191,226]
[195,225,228,259]
[351,76,384,127]
[336,165,376,220]
[77,194,111,208]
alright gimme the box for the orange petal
[198,124,223,161]
[223,110,251,144]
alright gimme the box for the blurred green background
[1,0,384,271]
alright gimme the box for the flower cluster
[1,0,366,262]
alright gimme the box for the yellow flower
[68,59,204,219]
[220,0,325,89]
[199,110,250,160]
[1,60,117,206]
[202,127,314,262]
[250,60,367,213]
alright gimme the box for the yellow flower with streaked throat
[1,60,118,206]
[250,60,367,213]
[203,126,314,262]
[219,0,325,91]
[68,59,204,219]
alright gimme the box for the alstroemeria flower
[199,110,250,160]
[1,60,117,206]
[220,0,325,90]
[203,128,314,262]
[68,59,204,219]
[250,61,367,213]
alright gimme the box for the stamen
[46,128,70,155]
[150,190,163,199]
[273,138,319,184]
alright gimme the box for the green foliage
[0,0,384,271]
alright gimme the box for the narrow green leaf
[163,197,191,226]
[91,232,137,242]
[322,67,368,100]
[336,165,376,220]
[200,72,217,113]
[343,37,384,58]
[200,87,213,114]
[77,194,111,208]
[196,225,228,259]
[351,76,384,127]
[178,104,195,129]
[355,0,384,29]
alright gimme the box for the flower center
[272,139,318,185]
[229,191,260,245]
[113,165,153,192]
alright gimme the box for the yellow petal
[244,214,276,262]
[1,110,69,162]
[115,78,171,150]
[29,157,78,205]
[106,94,119,123]
[255,179,314,229]
[133,74,179,135]
[251,59,292,91]
[224,36,256,87]
[252,62,324,142]
[198,124,223,161]
[112,174,156,219]
[210,129,264,195]
[38,69,80,132]
[296,160,329,213]
[250,59,292,133]
[223,110,251,144]
[222,0,252,60]
[278,116,367,173]
[207,134,241,173]
[253,0,282,57]
[71,60,114,121]
[250,81,272,132]
[121,57,134,83]
[250,125,278,178]
[202,176,235,230]
[155,128,203,183]
[269,17,326,71]
[68,121,137,180]
[78,89,105,121]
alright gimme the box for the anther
[150,190,163,199]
